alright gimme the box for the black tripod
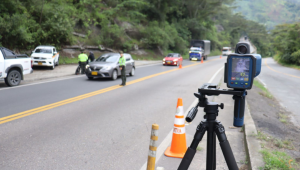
[178,84,244,170]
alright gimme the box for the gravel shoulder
[247,82,300,162]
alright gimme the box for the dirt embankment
[247,85,300,161]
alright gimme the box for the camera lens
[237,45,247,54]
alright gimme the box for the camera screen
[231,58,250,81]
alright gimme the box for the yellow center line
[0,58,219,125]
[265,59,300,79]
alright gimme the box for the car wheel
[129,67,135,76]
[111,70,118,80]
[5,70,21,86]
[56,57,59,66]
[88,77,93,80]
[75,65,81,75]
[50,60,55,70]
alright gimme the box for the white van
[222,47,232,56]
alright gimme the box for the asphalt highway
[258,58,300,127]
[0,56,226,169]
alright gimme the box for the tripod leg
[215,121,239,170]
[178,121,207,170]
[206,121,215,170]
[213,132,216,170]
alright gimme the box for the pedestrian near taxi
[78,49,88,74]
[119,51,126,86]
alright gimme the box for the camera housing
[224,42,261,90]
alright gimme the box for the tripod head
[186,83,246,126]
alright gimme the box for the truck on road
[0,47,33,86]
[189,40,211,60]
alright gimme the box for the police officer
[119,51,126,86]
[88,51,95,62]
[78,49,88,74]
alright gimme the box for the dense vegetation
[233,0,300,30]
[0,0,271,57]
[271,22,300,65]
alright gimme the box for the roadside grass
[274,55,300,70]
[253,79,273,99]
[197,145,203,151]
[256,131,294,150]
[261,149,299,170]
[256,131,298,169]
[59,56,78,64]
[279,113,288,124]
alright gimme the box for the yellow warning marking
[0,58,219,125]
[265,59,300,79]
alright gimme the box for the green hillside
[0,0,271,57]
[233,0,300,30]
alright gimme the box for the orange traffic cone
[220,54,222,59]
[179,61,182,69]
[164,98,187,158]
[201,57,204,63]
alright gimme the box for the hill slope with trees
[0,0,270,57]
[233,0,300,30]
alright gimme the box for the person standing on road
[88,51,95,63]
[78,50,88,74]
[119,51,126,86]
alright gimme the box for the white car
[31,46,59,69]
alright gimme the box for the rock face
[118,21,141,39]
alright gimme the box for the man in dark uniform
[118,51,126,86]
[88,51,95,62]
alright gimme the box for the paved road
[258,58,300,127]
[0,56,226,169]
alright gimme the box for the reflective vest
[119,56,126,66]
[78,53,88,62]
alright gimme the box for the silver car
[85,53,135,80]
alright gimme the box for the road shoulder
[247,79,300,169]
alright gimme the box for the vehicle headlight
[86,65,90,69]
[102,66,112,70]
[163,59,166,61]
[189,51,191,53]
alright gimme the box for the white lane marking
[0,75,85,91]
[139,66,224,170]
[208,66,224,83]
[256,77,267,88]
[0,63,165,91]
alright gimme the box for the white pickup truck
[0,47,33,86]
[31,45,59,69]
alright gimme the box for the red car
[163,53,183,66]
